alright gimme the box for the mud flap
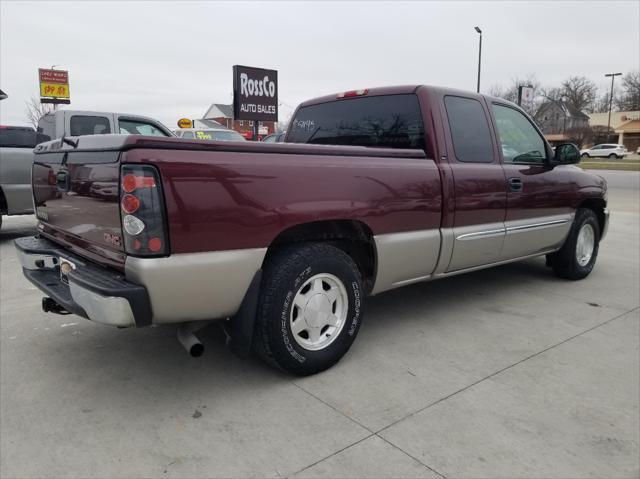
[224,270,262,358]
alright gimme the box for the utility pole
[474,27,482,93]
[605,72,622,139]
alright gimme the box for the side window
[69,116,111,136]
[491,104,546,164]
[181,131,195,139]
[118,119,167,137]
[444,96,494,163]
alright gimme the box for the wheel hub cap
[290,273,348,351]
[576,223,595,267]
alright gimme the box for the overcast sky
[1,1,638,128]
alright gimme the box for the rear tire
[548,208,600,280]
[254,243,364,376]
[608,153,617,160]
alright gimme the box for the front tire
[549,208,600,280]
[254,243,364,375]
[581,153,589,159]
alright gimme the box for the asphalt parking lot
[1,170,638,479]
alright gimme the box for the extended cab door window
[444,96,494,163]
[69,116,111,136]
[287,94,425,150]
[491,104,546,164]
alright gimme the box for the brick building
[203,103,275,141]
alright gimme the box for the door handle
[508,177,523,192]
[56,170,70,192]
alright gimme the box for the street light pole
[475,27,482,93]
[605,72,622,138]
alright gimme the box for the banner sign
[39,69,70,99]
[233,65,278,122]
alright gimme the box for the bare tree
[539,86,564,102]
[592,89,616,113]
[25,97,54,129]
[618,71,640,111]
[558,76,598,112]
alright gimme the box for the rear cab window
[69,116,111,136]
[287,94,425,150]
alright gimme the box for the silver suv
[580,144,629,159]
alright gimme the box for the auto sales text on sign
[233,65,278,122]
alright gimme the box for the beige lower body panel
[125,248,267,323]
[371,229,441,295]
[501,214,573,259]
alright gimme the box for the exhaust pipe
[42,297,71,315]
[177,322,207,357]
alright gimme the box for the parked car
[174,128,246,142]
[15,85,608,375]
[580,144,629,159]
[262,132,286,143]
[0,126,45,229]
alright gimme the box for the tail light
[120,164,169,256]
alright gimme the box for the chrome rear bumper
[15,236,151,328]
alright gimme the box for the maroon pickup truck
[16,85,609,375]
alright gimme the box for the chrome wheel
[576,223,595,267]
[290,273,348,351]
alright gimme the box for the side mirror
[553,143,580,165]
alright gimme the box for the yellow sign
[39,69,70,99]
[40,83,70,98]
[177,118,193,129]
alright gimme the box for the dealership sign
[233,65,278,122]
[39,69,70,102]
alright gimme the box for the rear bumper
[15,236,152,328]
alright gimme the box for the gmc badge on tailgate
[104,232,122,247]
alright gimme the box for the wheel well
[264,220,377,293]
[579,198,606,235]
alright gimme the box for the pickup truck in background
[0,126,43,228]
[15,85,609,375]
[0,111,173,229]
[36,109,174,140]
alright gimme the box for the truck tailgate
[33,150,125,269]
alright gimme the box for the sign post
[39,68,70,106]
[232,65,278,140]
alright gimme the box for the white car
[580,144,629,159]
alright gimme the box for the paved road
[1,178,638,478]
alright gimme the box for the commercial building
[588,111,640,152]
[203,103,275,140]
